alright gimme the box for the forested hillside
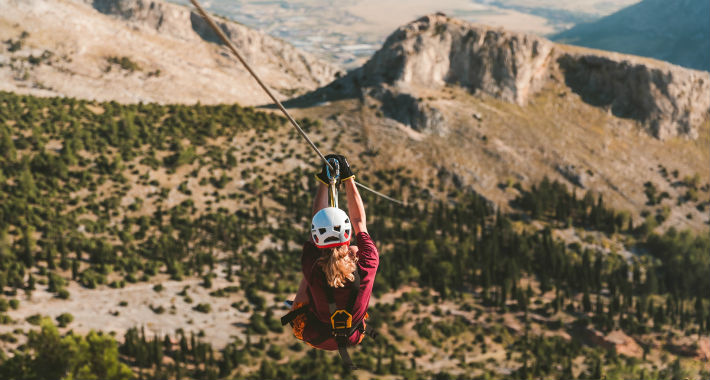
[0,92,708,379]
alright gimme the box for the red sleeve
[356,232,379,269]
[351,232,379,323]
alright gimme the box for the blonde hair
[317,245,358,288]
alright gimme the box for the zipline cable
[189,0,405,206]
[189,0,328,167]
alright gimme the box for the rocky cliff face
[90,0,341,89]
[557,53,710,139]
[353,14,710,140]
[90,0,195,40]
[187,11,340,89]
[361,14,553,106]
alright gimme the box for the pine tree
[389,351,398,374]
[583,290,592,313]
[591,355,603,379]
[0,127,16,162]
[72,259,79,281]
[375,343,384,374]
[695,297,706,330]
[19,225,36,267]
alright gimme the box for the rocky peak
[89,0,194,40]
[88,0,342,89]
[362,13,554,106]
[2,0,344,105]
[356,13,709,139]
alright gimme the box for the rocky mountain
[290,14,709,230]
[551,0,710,72]
[0,0,342,105]
[310,13,710,140]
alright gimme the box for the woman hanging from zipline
[281,154,379,369]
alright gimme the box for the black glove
[315,154,355,185]
[335,154,355,182]
[315,154,341,185]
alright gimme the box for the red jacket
[301,232,379,350]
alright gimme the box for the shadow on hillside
[557,54,660,125]
[263,70,364,109]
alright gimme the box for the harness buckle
[330,309,352,333]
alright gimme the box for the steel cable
[189,0,404,205]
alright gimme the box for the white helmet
[311,207,352,248]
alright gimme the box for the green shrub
[193,303,211,313]
[0,332,17,343]
[266,344,283,360]
[26,314,43,325]
[79,269,105,289]
[0,314,14,324]
[249,313,268,335]
[106,56,141,72]
[56,313,74,327]
[56,288,70,299]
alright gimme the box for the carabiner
[326,158,340,208]
[325,158,340,184]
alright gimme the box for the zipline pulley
[326,157,340,208]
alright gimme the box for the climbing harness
[280,270,373,370]
[189,0,404,206]
[325,269,362,370]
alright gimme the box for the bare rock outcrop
[349,13,710,139]
[90,0,198,41]
[556,164,589,188]
[90,0,342,89]
[368,87,446,135]
[558,54,710,139]
[361,14,554,106]
[583,328,643,358]
[0,0,342,104]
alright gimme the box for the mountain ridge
[551,0,710,72]
[300,13,709,140]
[0,0,342,105]
[285,14,709,232]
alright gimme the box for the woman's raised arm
[344,178,367,235]
[311,182,329,218]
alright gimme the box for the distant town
[168,0,637,69]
